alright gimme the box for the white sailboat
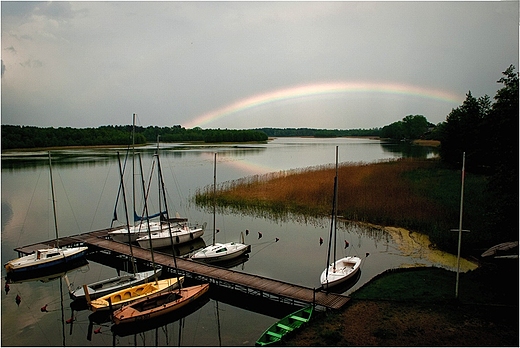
[4,152,88,276]
[320,146,361,289]
[135,142,205,250]
[191,153,251,263]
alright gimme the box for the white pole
[455,152,465,298]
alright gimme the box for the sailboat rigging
[4,152,88,278]
[191,152,251,263]
[66,152,161,300]
[111,151,209,325]
[108,114,168,243]
[135,144,205,250]
[320,146,361,289]
[86,151,183,312]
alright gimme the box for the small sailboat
[136,222,206,249]
[255,305,313,346]
[66,268,162,301]
[191,153,251,262]
[4,152,88,276]
[135,142,205,249]
[87,276,184,312]
[320,146,361,289]
[112,283,209,325]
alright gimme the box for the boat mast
[156,151,182,288]
[212,152,217,246]
[332,146,339,272]
[325,146,339,280]
[132,113,136,227]
[138,153,158,283]
[48,152,60,248]
[116,151,137,275]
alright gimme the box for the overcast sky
[1,1,518,129]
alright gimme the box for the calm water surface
[2,138,445,346]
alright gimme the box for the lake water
[1,137,454,346]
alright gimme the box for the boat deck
[14,228,350,310]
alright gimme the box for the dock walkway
[14,229,350,310]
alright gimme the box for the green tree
[483,65,519,240]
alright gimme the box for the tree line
[256,127,381,137]
[1,125,268,150]
[437,65,518,241]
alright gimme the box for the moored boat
[4,153,88,277]
[112,283,210,325]
[88,276,184,312]
[136,222,205,249]
[256,305,313,346]
[66,268,162,300]
[320,256,361,289]
[190,153,250,263]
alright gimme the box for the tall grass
[195,158,489,255]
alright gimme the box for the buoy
[4,283,10,295]
[41,304,48,312]
[245,229,249,236]
[15,294,21,306]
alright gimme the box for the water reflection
[380,141,439,158]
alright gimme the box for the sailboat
[112,283,210,325]
[191,153,251,263]
[66,151,163,301]
[135,141,205,250]
[4,152,88,276]
[320,146,361,289]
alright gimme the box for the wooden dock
[13,228,350,310]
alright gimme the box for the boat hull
[191,242,251,263]
[320,256,361,289]
[137,227,204,249]
[89,276,184,312]
[4,246,88,275]
[112,283,210,325]
[108,222,166,243]
[69,268,162,300]
[256,305,313,346]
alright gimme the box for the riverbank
[283,265,519,346]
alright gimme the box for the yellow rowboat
[88,277,184,312]
[112,283,210,325]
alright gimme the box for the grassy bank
[195,158,489,255]
[283,264,519,346]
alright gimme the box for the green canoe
[256,305,314,346]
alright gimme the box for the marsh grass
[195,158,489,255]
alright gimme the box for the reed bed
[195,158,487,253]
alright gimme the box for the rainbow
[184,81,463,129]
